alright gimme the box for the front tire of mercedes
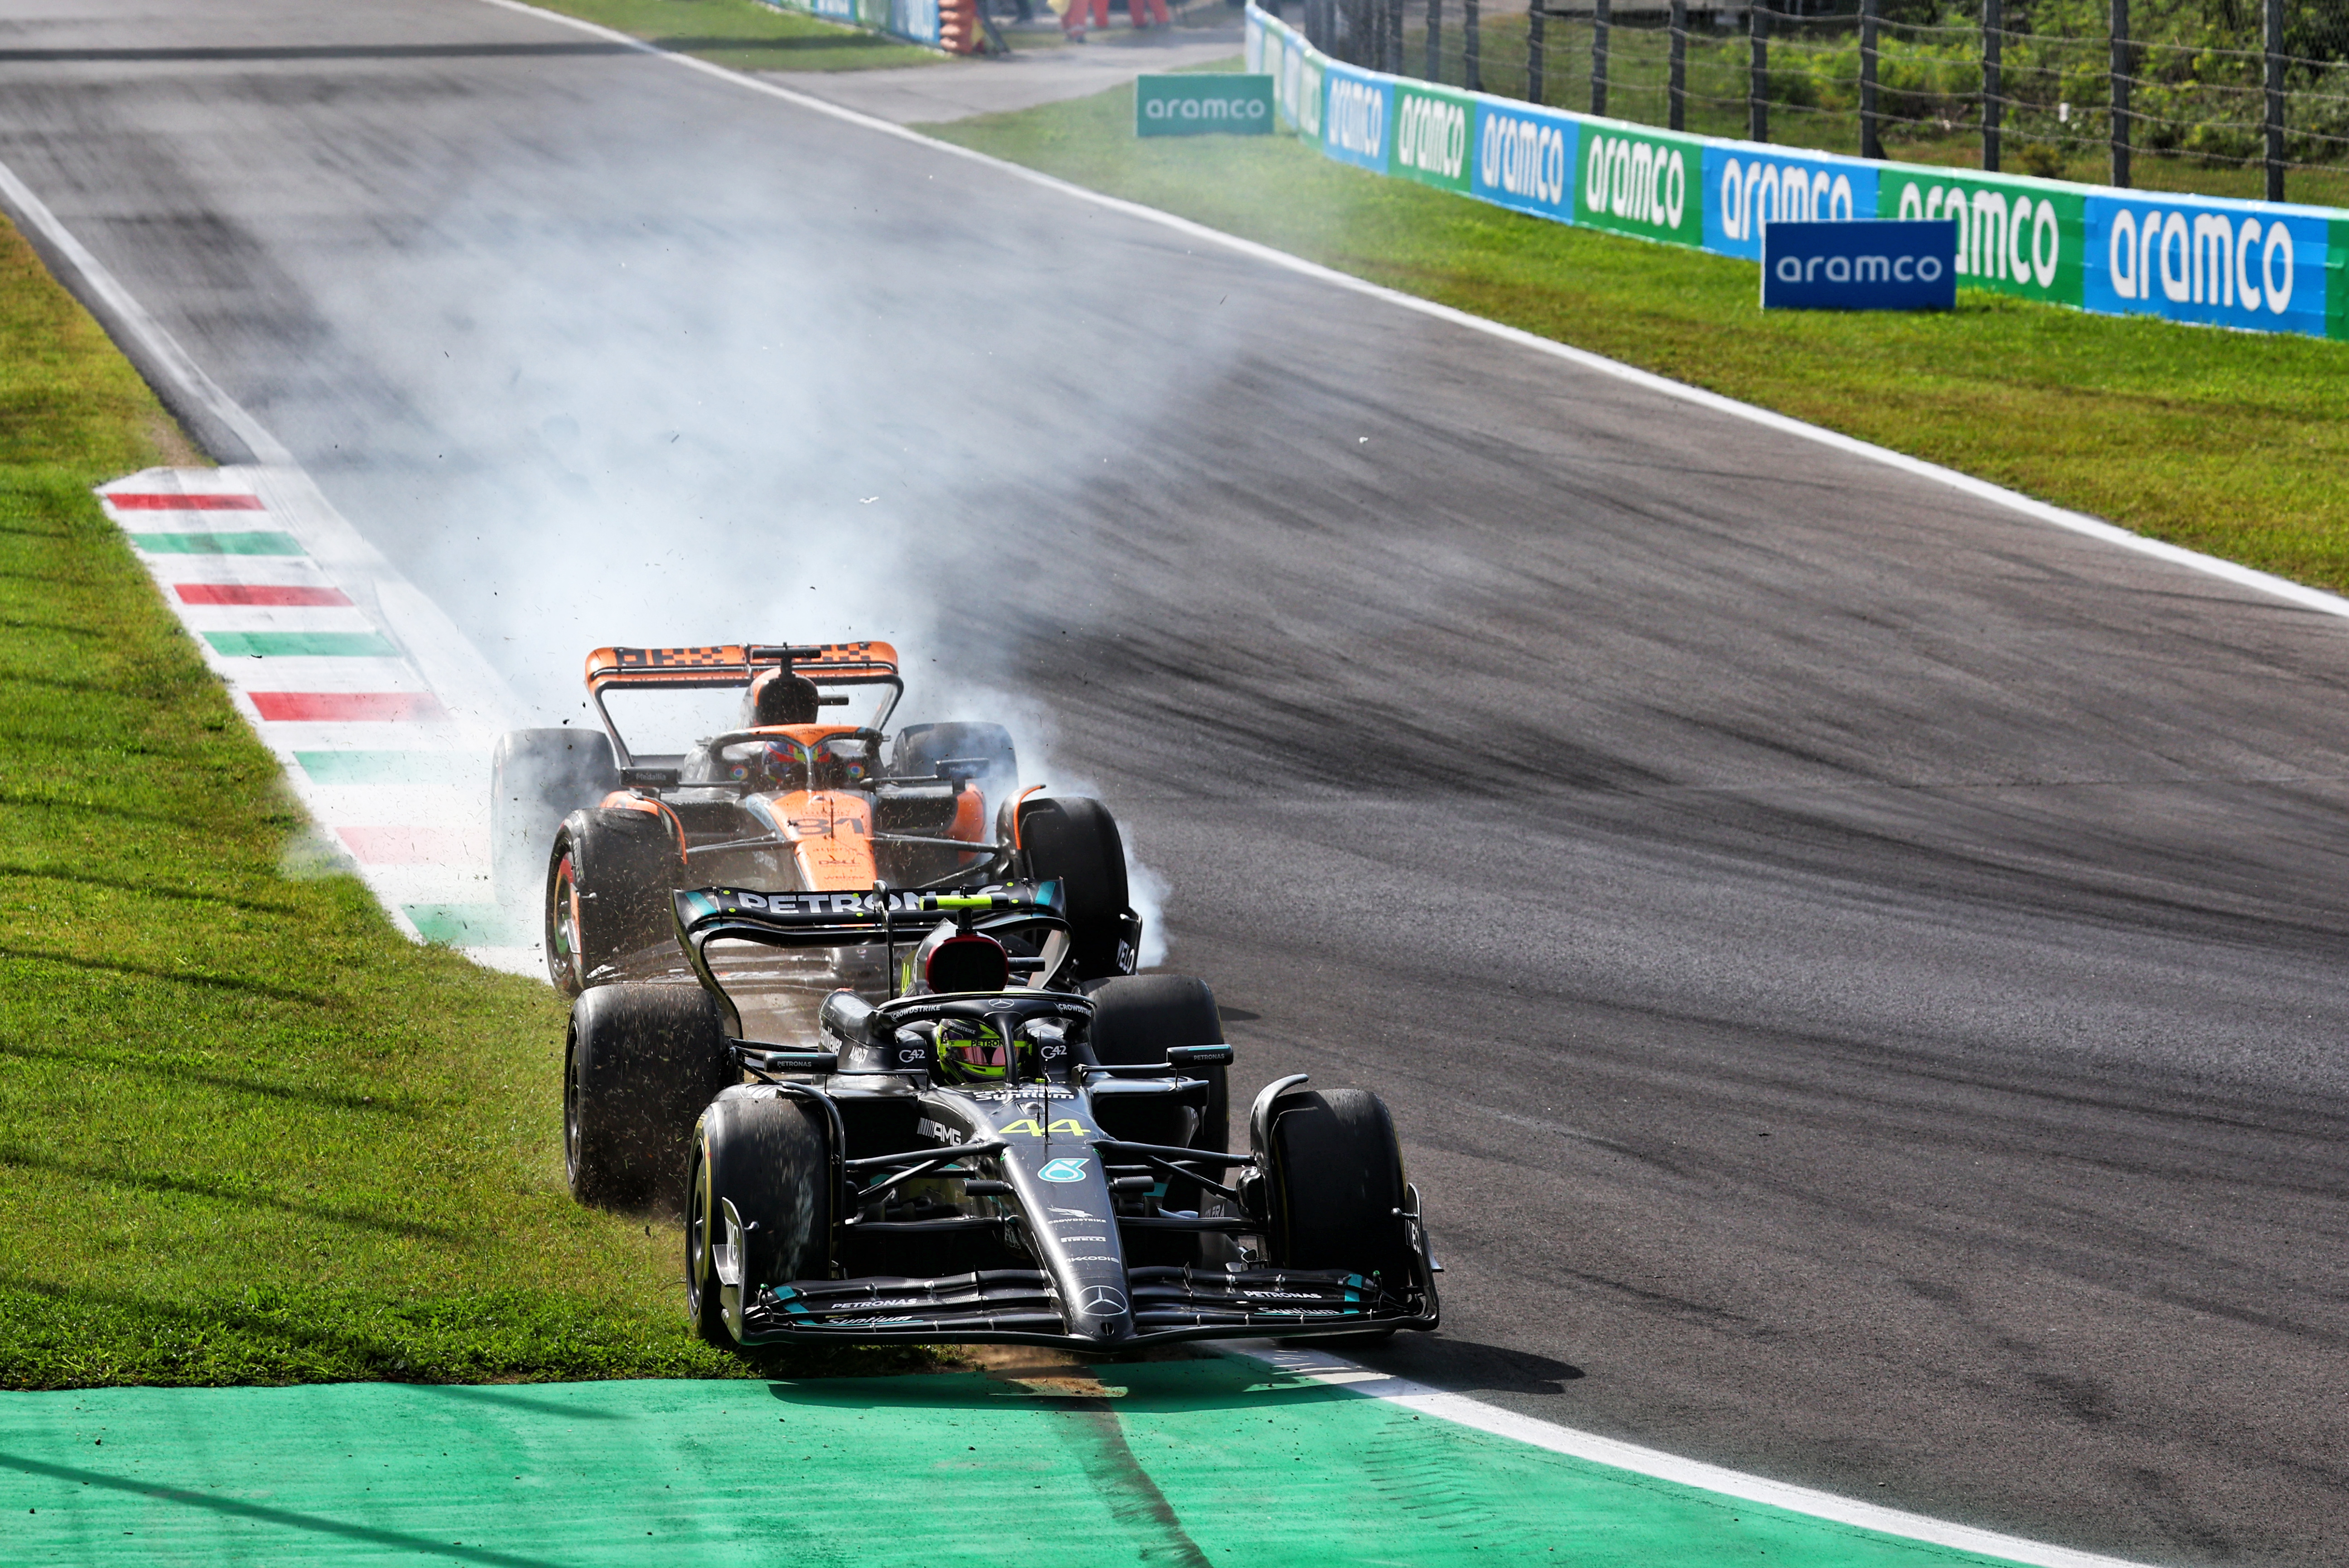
[1259,1087,1415,1346]
[685,1088,833,1346]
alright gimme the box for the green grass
[0,216,924,1388]
[929,85,2349,592]
[525,0,943,72]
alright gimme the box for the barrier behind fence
[1248,2,2349,339]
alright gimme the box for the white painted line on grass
[485,0,2349,634]
[1235,1344,2157,1568]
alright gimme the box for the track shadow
[0,1037,407,1115]
[0,1451,560,1568]
[0,862,301,912]
[0,945,323,1004]
[0,1148,460,1242]
[1342,1334,1587,1396]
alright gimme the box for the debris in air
[859,496,878,504]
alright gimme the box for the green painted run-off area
[2,1358,2037,1566]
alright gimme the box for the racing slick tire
[546,807,685,995]
[564,983,735,1209]
[492,728,618,911]
[1087,975,1229,1156]
[686,1087,833,1346]
[1014,796,1132,981]
[1260,1088,1416,1341]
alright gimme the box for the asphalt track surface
[3,2,2346,1563]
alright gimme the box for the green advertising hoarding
[1877,169,2085,305]
[1136,75,1277,138]
[1391,82,1475,194]
[1574,124,1703,246]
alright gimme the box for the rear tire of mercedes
[491,728,618,912]
[1260,1088,1414,1345]
[564,984,735,1211]
[1016,796,1131,981]
[890,721,1017,789]
[685,1088,833,1346]
[545,808,685,996]
[1088,975,1228,1155]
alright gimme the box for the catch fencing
[1247,1,2349,338]
[1272,0,2349,206]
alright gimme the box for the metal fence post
[1669,0,1687,131]
[1426,0,1442,82]
[1592,0,1611,116]
[1749,0,1769,144]
[2265,0,2286,202]
[2108,0,2130,187]
[1465,0,1481,91]
[1860,0,1881,158]
[1528,0,1546,103]
[1981,0,2002,173]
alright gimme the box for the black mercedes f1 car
[562,882,1440,1350]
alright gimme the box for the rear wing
[584,641,900,693]
[582,641,902,767]
[671,883,1071,1028]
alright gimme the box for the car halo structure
[492,641,1139,994]
[563,881,1441,1351]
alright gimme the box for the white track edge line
[0,161,292,468]
[1227,1345,2158,1568]
[484,0,2349,631]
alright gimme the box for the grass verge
[0,215,923,1387]
[929,84,2349,592]
[521,0,944,71]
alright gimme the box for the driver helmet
[933,1019,1019,1084]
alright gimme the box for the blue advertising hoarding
[1471,101,1579,223]
[1322,64,1391,173]
[1703,147,1878,261]
[2082,194,2333,340]
[1761,220,1957,311]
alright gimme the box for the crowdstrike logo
[1328,79,1385,159]
[1394,94,1466,180]
[1478,112,1567,207]
[1719,157,1856,242]
[1584,132,1687,231]
[2105,206,2294,315]
[1896,181,2060,288]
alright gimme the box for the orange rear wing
[585,641,900,694]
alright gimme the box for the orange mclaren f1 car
[492,642,1141,995]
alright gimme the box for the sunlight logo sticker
[1038,1158,1090,1183]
